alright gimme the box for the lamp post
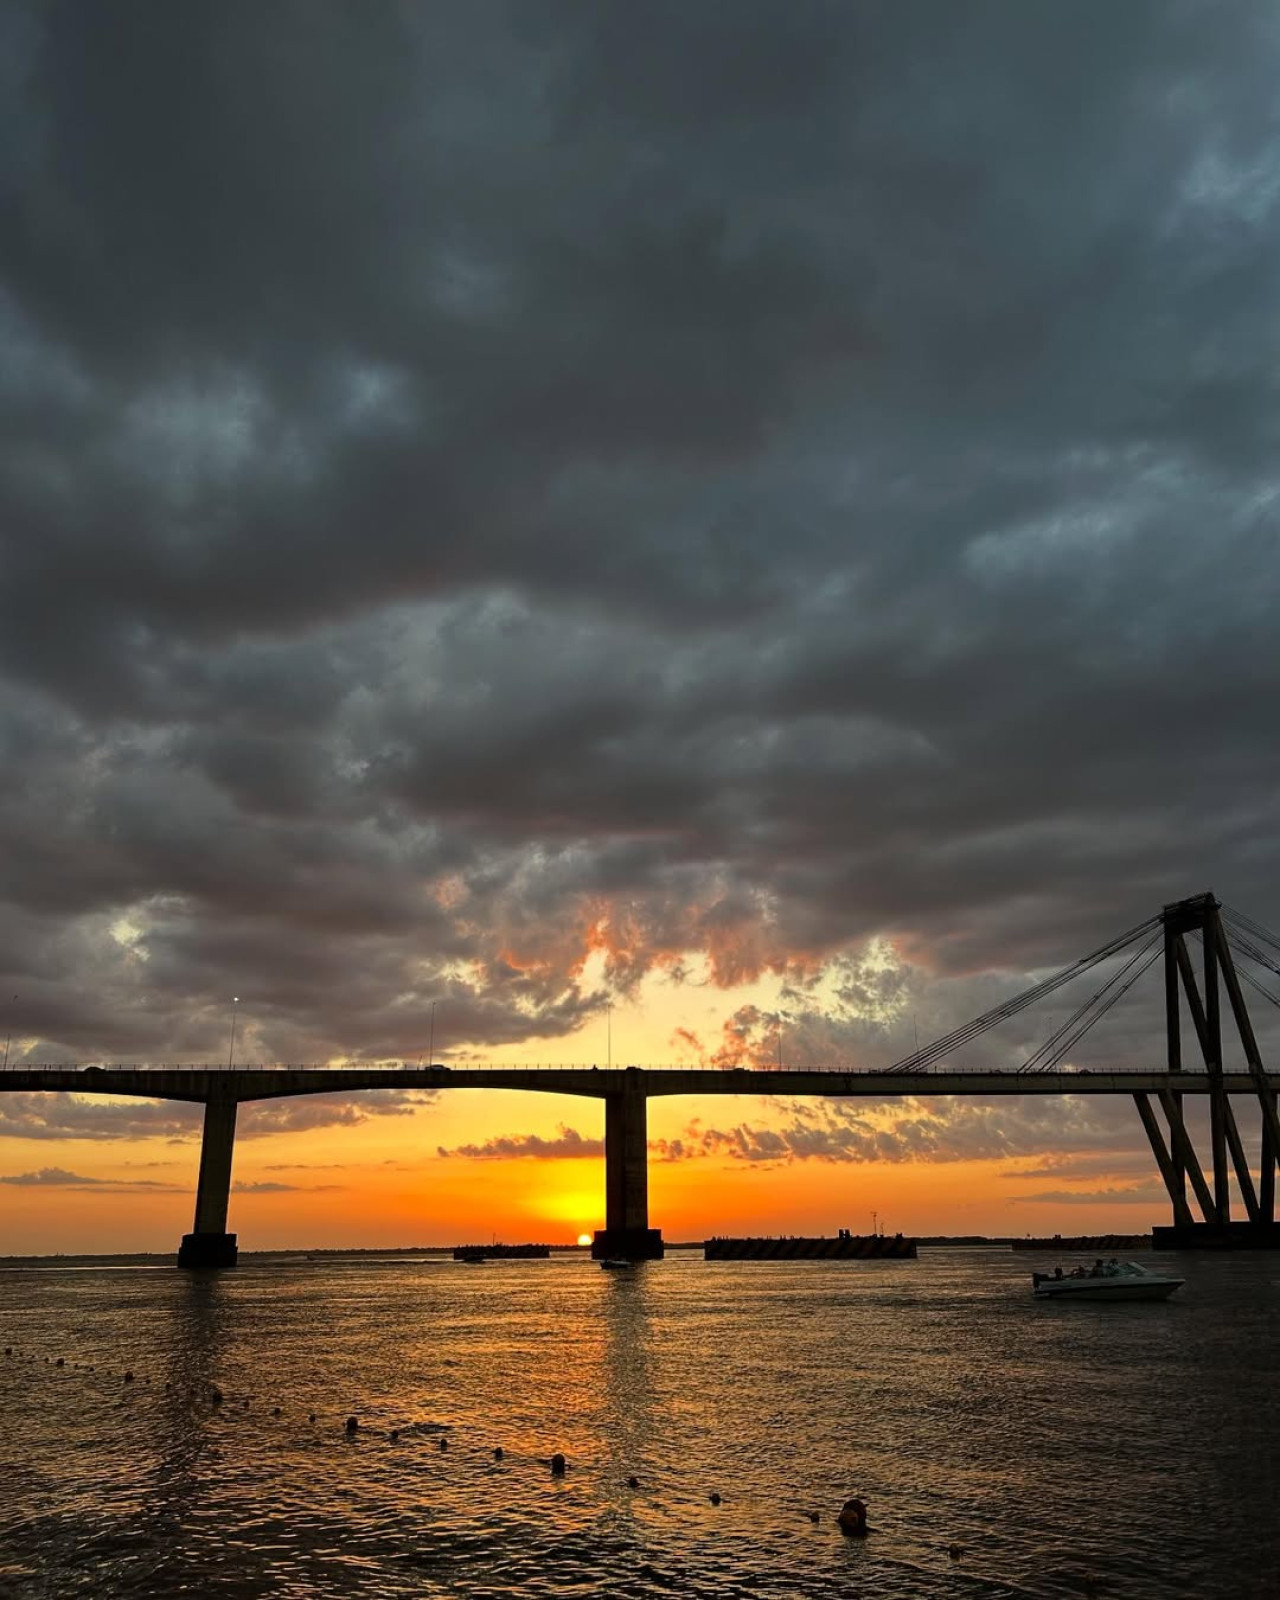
[227,997,240,1070]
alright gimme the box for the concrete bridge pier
[177,1089,239,1269]
[593,1072,663,1260]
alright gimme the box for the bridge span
[2,893,1278,1262]
[0,1063,1274,1267]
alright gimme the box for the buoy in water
[345,1416,359,1434]
[123,1371,134,1382]
[837,1497,869,1537]
[439,1436,449,1452]
[272,1407,282,1417]
[55,1358,64,1368]
[808,1511,820,1524]
[709,1493,721,1506]
[389,1429,400,1443]
[493,1447,504,1461]
[627,1476,639,1489]
[308,1412,316,1423]
[948,1543,966,1560]
[211,1388,223,1405]
[550,1453,566,1476]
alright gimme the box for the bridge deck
[0,1066,1270,1102]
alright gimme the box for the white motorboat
[1032,1261,1184,1302]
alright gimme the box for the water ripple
[1,1250,1277,1596]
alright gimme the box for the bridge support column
[177,1090,239,1269]
[593,1073,663,1260]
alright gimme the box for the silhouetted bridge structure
[2,893,1278,1264]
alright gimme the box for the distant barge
[453,1243,551,1262]
[1010,1234,1150,1253]
[705,1233,917,1261]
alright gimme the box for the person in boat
[1053,1267,1064,1280]
[1089,1259,1105,1277]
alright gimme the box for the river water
[0,1247,1276,1598]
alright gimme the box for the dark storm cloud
[3,2,1280,1064]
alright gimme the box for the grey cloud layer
[0,1090,436,1141]
[3,3,1280,1063]
[438,1093,1152,1169]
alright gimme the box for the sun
[576,1233,593,1247]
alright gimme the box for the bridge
[2,893,1278,1264]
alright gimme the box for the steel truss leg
[1134,1093,1194,1229]
[1157,1088,1218,1224]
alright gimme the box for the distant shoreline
[0,1235,1095,1267]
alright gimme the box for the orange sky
[0,1081,1178,1255]
[0,957,1238,1254]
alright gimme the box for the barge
[452,1242,552,1262]
[1011,1234,1149,1253]
[704,1232,917,1261]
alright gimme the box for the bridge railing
[1,1059,1158,1075]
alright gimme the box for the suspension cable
[1222,913,1280,980]
[1225,938,1280,1010]
[1017,929,1163,1073]
[1021,936,1164,1073]
[889,912,1162,1072]
[1222,905,1280,963]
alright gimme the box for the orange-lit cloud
[0,1166,184,1191]
[438,1125,604,1161]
